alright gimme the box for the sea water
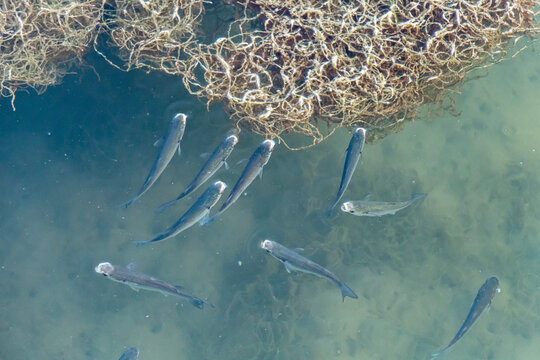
[1,44,539,359]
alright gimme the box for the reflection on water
[1,47,540,360]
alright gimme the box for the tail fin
[156,199,176,213]
[325,203,337,218]
[411,193,427,202]
[200,213,217,226]
[339,282,358,301]
[189,297,215,309]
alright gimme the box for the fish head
[341,202,356,214]
[95,262,115,276]
[261,139,275,153]
[171,113,187,134]
[260,239,275,254]
[354,127,367,137]
[225,134,239,147]
[214,181,227,194]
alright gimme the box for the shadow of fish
[203,139,274,224]
[95,262,214,309]
[137,181,226,247]
[157,134,238,213]
[260,239,358,301]
[431,276,500,358]
[341,193,426,216]
[120,113,186,208]
[118,347,139,360]
[326,127,366,217]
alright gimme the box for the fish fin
[153,137,164,147]
[200,214,216,226]
[236,158,248,165]
[224,160,230,170]
[189,297,213,309]
[157,199,176,213]
[363,194,371,201]
[325,202,337,218]
[411,193,427,201]
[135,240,151,248]
[292,248,304,253]
[174,285,185,291]
[200,152,211,159]
[283,261,293,273]
[126,262,136,270]
[177,144,182,156]
[258,169,263,180]
[118,197,137,209]
[128,285,140,292]
[339,282,358,301]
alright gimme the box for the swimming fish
[260,239,358,301]
[118,347,139,360]
[204,139,274,223]
[157,134,238,213]
[326,127,366,217]
[431,276,500,358]
[121,113,187,208]
[95,262,214,309]
[136,181,227,247]
[341,193,426,217]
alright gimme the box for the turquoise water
[1,44,540,360]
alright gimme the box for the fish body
[326,127,366,217]
[95,262,213,309]
[137,181,226,247]
[118,347,139,360]
[158,134,238,213]
[341,193,426,216]
[260,239,358,301]
[121,113,187,208]
[431,276,500,358]
[207,139,274,222]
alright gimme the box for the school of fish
[97,114,499,358]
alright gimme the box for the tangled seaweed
[182,0,538,147]
[0,0,104,108]
[95,0,206,74]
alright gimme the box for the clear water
[1,44,539,360]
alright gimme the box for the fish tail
[118,197,138,209]
[156,199,176,213]
[325,203,337,218]
[411,193,427,202]
[189,297,214,309]
[135,240,151,247]
[200,213,217,226]
[339,282,358,301]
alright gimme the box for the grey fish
[95,262,214,309]
[204,139,275,223]
[121,113,187,208]
[326,127,366,217]
[157,134,238,213]
[118,347,139,360]
[260,239,358,301]
[136,181,227,247]
[341,193,426,217]
[431,276,500,358]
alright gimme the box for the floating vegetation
[0,0,104,107]
[182,0,538,146]
[1,0,538,145]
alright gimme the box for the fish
[118,347,139,360]
[136,181,227,247]
[326,127,366,217]
[157,134,238,213]
[341,193,426,216]
[260,239,358,301]
[95,262,214,309]
[204,139,275,223]
[120,113,187,208]
[431,276,500,358]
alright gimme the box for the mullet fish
[118,347,139,360]
[157,134,238,213]
[260,239,358,301]
[136,181,226,247]
[326,127,366,217]
[95,262,213,309]
[431,276,500,358]
[341,193,426,216]
[121,113,187,208]
[204,139,274,223]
